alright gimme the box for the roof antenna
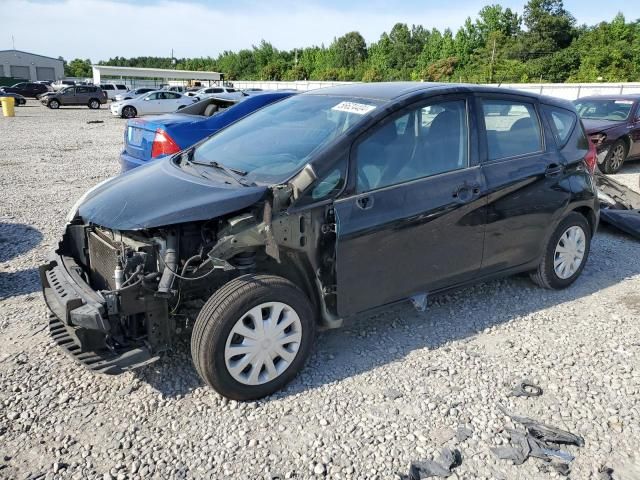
[12,34,15,50]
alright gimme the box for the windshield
[574,99,634,121]
[191,95,383,184]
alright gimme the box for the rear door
[334,94,487,316]
[476,93,572,274]
[75,86,91,105]
[159,92,182,112]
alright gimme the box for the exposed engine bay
[40,190,340,372]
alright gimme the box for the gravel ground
[1,101,640,480]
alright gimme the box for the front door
[60,87,76,105]
[334,96,487,317]
[476,94,573,274]
[142,92,162,114]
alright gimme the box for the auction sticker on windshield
[614,100,634,105]
[332,101,377,115]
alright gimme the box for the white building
[0,50,64,82]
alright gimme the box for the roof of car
[304,82,570,107]
[575,94,640,102]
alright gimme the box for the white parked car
[185,86,241,98]
[52,80,76,91]
[110,90,195,118]
[99,83,129,100]
[114,88,155,102]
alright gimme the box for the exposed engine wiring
[159,254,220,281]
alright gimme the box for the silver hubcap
[611,144,625,170]
[554,226,586,279]
[224,302,302,386]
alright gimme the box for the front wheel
[48,99,60,109]
[121,106,136,118]
[191,274,316,400]
[530,212,591,289]
[602,139,628,174]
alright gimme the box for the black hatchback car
[40,83,599,400]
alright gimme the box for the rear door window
[481,99,543,160]
[546,107,577,148]
[101,84,114,90]
[116,84,127,90]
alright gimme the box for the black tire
[121,106,136,119]
[88,98,101,109]
[601,139,628,174]
[191,274,316,400]
[530,212,591,289]
[48,99,60,109]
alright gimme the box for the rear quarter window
[545,106,577,148]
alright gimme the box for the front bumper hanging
[40,254,160,374]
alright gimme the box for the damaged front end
[40,174,339,374]
[40,223,177,373]
[595,172,640,240]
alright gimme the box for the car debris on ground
[596,171,640,239]
[406,448,462,479]
[492,403,585,476]
[509,380,543,398]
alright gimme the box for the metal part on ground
[407,448,462,479]
[510,380,543,397]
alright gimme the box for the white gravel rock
[1,102,640,479]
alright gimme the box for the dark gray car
[41,86,108,109]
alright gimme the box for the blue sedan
[119,91,297,172]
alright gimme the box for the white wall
[231,80,640,100]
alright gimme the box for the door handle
[356,195,374,210]
[545,163,564,177]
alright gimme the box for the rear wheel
[602,139,628,174]
[121,106,137,119]
[191,274,316,400]
[530,212,591,289]
[48,99,60,109]
[88,98,100,109]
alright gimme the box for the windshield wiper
[179,147,254,186]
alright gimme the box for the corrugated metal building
[0,50,64,81]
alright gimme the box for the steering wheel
[610,110,627,119]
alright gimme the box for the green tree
[65,58,92,78]
[330,31,367,69]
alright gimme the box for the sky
[2,0,637,61]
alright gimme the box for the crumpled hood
[581,118,625,134]
[78,158,267,230]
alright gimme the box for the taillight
[151,129,181,158]
[585,140,597,175]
